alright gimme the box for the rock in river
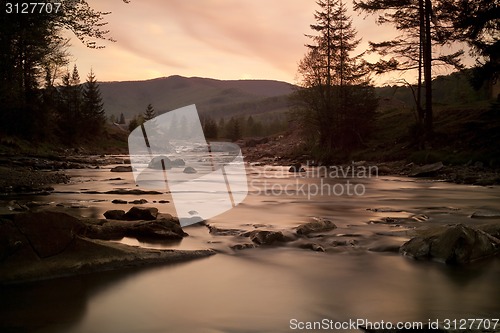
[296,218,337,235]
[104,210,126,220]
[110,165,133,172]
[289,163,305,173]
[124,206,158,220]
[148,156,171,170]
[248,230,291,245]
[400,224,500,264]
[183,166,197,174]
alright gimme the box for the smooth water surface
[1,162,499,332]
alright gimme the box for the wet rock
[471,210,500,219]
[230,243,256,250]
[148,156,171,170]
[207,225,245,236]
[183,166,197,174]
[409,161,444,177]
[296,218,337,235]
[110,165,133,172]
[124,206,158,221]
[289,163,305,173]
[7,200,29,211]
[103,210,126,220]
[298,242,325,252]
[105,189,163,195]
[129,218,187,240]
[171,158,185,167]
[400,224,500,264]
[128,199,148,205]
[249,230,291,245]
[112,199,127,204]
[13,211,84,258]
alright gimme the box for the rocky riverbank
[0,209,214,284]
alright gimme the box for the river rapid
[1,158,499,333]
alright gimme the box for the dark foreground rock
[400,224,500,264]
[0,210,213,284]
[84,217,187,241]
[123,206,158,220]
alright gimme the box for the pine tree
[292,0,377,158]
[202,116,218,139]
[82,68,106,136]
[353,0,465,143]
[144,103,156,121]
[58,65,83,141]
[118,113,126,124]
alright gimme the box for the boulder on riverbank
[400,224,500,264]
[409,161,444,177]
[0,210,210,284]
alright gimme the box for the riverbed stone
[112,199,127,204]
[171,158,185,167]
[400,224,500,264]
[13,211,85,258]
[148,156,171,170]
[249,230,291,245]
[129,218,187,240]
[296,218,337,235]
[409,161,444,177]
[124,206,158,220]
[183,166,197,174]
[128,199,148,205]
[103,210,126,220]
[289,163,305,172]
[110,165,133,172]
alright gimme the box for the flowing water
[1,159,500,332]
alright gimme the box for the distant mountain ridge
[99,75,295,121]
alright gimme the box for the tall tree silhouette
[354,0,464,143]
[292,0,377,159]
[82,69,106,135]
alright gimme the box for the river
[1,159,499,332]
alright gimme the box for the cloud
[71,0,463,84]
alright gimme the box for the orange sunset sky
[68,0,471,85]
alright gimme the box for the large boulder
[124,206,158,221]
[103,210,126,220]
[84,215,186,241]
[400,224,500,264]
[296,218,337,235]
[13,211,85,258]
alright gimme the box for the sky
[67,0,469,85]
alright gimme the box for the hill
[99,75,295,122]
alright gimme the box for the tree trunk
[423,0,433,139]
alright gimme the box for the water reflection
[1,165,500,332]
